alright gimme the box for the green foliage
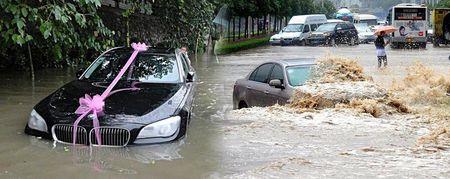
[151,0,214,50]
[214,36,270,55]
[0,0,117,69]
[435,0,450,8]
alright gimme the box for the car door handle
[264,90,269,94]
[246,86,252,90]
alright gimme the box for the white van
[353,14,378,26]
[279,14,327,46]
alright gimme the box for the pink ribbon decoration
[72,42,148,145]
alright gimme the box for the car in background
[353,14,378,27]
[25,47,196,146]
[327,19,344,23]
[355,23,376,43]
[307,22,359,46]
[269,28,285,45]
[279,14,327,46]
[233,59,315,109]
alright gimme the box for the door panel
[246,63,274,107]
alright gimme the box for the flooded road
[0,44,449,178]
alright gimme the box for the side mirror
[187,71,195,82]
[76,68,85,78]
[269,79,284,89]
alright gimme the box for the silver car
[233,59,315,109]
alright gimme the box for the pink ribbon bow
[72,42,148,145]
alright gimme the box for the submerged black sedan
[25,47,196,146]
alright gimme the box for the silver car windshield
[286,66,311,86]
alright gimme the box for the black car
[307,22,359,46]
[25,47,196,146]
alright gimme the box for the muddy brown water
[0,44,449,178]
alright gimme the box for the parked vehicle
[327,19,344,23]
[307,22,359,46]
[353,14,378,27]
[25,47,196,146]
[431,8,450,46]
[386,3,428,48]
[269,28,285,45]
[355,23,376,43]
[233,59,315,109]
[279,14,327,46]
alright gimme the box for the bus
[387,3,428,48]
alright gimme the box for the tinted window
[180,54,190,76]
[311,24,318,31]
[269,65,284,82]
[286,66,311,86]
[347,23,356,30]
[254,64,273,83]
[84,49,181,83]
[249,69,258,81]
[316,23,336,32]
[303,25,310,32]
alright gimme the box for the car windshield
[82,49,181,83]
[286,65,311,86]
[284,24,304,32]
[316,23,336,32]
[354,23,371,32]
[359,19,378,26]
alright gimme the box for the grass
[214,36,270,55]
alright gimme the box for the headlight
[136,116,181,139]
[28,109,48,132]
[324,32,330,36]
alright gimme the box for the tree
[0,0,116,77]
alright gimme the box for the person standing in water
[375,31,389,68]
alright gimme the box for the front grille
[52,124,88,145]
[89,127,130,147]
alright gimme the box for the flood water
[0,44,449,178]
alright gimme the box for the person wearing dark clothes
[375,31,389,68]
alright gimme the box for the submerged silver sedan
[233,59,315,109]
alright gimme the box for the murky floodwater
[0,44,449,178]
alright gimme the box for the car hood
[280,32,302,38]
[35,80,184,125]
[359,32,375,36]
[271,33,282,39]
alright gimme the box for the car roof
[111,46,176,55]
[273,58,316,67]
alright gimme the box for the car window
[303,25,310,33]
[269,65,284,82]
[249,68,258,81]
[311,24,318,31]
[348,24,356,30]
[179,53,190,76]
[254,64,274,83]
[286,66,311,86]
[336,23,344,30]
[84,49,181,83]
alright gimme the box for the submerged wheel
[238,101,248,109]
[329,38,336,46]
[349,36,356,46]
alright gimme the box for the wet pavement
[0,44,449,178]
